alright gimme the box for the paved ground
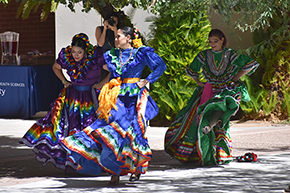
[0,114,289,192]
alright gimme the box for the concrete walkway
[0,116,289,192]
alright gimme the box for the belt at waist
[122,78,140,83]
[73,85,91,91]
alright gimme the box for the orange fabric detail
[123,78,140,83]
[97,77,122,123]
[97,77,141,123]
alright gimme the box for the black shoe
[129,173,141,181]
[284,185,290,193]
[108,175,119,186]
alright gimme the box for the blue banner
[0,65,62,118]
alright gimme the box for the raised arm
[95,26,107,47]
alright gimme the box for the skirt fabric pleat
[165,81,248,166]
[20,86,99,170]
[61,88,156,176]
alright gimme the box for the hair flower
[132,38,143,48]
[73,34,90,48]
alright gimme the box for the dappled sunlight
[0,153,289,192]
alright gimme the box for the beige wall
[208,10,254,50]
[55,3,101,55]
[55,5,253,52]
[55,5,154,55]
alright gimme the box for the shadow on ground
[0,136,206,179]
[0,135,289,179]
[1,136,290,192]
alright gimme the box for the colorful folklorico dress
[164,48,259,166]
[61,46,167,176]
[20,46,106,171]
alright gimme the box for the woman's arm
[95,26,107,47]
[140,48,167,88]
[232,69,252,82]
[193,77,206,87]
[95,21,118,48]
[110,25,118,48]
[52,62,71,87]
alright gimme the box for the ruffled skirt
[61,88,158,176]
[165,81,250,166]
[20,85,99,170]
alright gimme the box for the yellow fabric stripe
[123,78,140,83]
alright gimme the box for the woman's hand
[109,24,117,33]
[193,78,206,87]
[232,69,252,82]
[197,82,206,87]
[137,79,149,89]
[103,20,109,30]
[232,75,240,82]
[104,20,117,32]
[62,80,72,88]
[53,62,72,88]
[93,83,103,90]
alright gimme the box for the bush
[147,10,211,125]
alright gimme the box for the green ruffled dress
[165,48,259,165]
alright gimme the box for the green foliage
[282,89,290,117]
[204,0,290,38]
[244,10,290,120]
[240,76,264,115]
[261,90,279,116]
[11,0,290,35]
[8,0,290,60]
[275,56,290,118]
[8,0,290,122]
[240,75,280,119]
[151,75,195,121]
[15,0,58,21]
[147,10,211,121]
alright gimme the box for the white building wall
[55,3,102,55]
[55,4,154,56]
[122,6,154,39]
[55,4,253,55]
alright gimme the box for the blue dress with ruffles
[61,46,167,176]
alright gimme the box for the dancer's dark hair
[209,29,227,47]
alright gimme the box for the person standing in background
[95,12,119,52]
[95,12,119,81]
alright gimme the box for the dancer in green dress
[164,29,259,166]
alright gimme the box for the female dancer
[164,29,259,166]
[61,26,167,185]
[20,33,109,172]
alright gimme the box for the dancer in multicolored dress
[20,33,109,172]
[61,26,167,185]
[164,29,259,166]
